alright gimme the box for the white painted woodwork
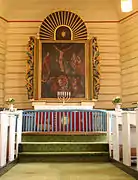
[122,112,131,166]
[0,111,23,167]
[0,113,8,167]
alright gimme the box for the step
[22,133,107,142]
[19,142,109,153]
[19,151,109,155]
[21,142,108,144]
[18,151,109,163]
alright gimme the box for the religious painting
[38,41,88,99]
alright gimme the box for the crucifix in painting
[40,42,86,99]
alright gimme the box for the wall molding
[0,11,138,24]
[0,16,8,22]
[119,10,138,23]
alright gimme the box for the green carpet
[21,142,108,152]
[19,133,109,162]
[22,133,107,142]
[0,163,135,180]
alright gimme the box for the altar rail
[22,109,107,133]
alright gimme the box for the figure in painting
[65,52,84,76]
[70,52,84,76]
[70,76,84,98]
[57,75,69,91]
[42,52,50,82]
[53,45,72,72]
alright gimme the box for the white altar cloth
[32,100,95,110]
[33,105,93,110]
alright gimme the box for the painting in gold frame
[35,40,90,100]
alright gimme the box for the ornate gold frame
[34,40,91,101]
[89,37,100,100]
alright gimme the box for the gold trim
[67,12,73,27]
[63,11,66,24]
[48,15,57,29]
[51,13,58,27]
[34,38,38,99]
[85,40,90,100]
[69,14,76,28]
[54,12,60,25]
[70,16,78,29]
[89,39,93,100]
[36,40,90,101]
[58,11,62,24]
[72,19,83,31]
[42,21,54,32]
[38,40,42,99]
[54,25,73,40]
[61,11,64,24]
[40,25,53,34]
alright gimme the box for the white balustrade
[0,112,9,167]
[0,111,22,168]
[109,109,138,168]
[122,112,135,166]
[112,111,122,161]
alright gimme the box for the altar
[32,100,96,110]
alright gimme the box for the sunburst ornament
[39,11,87,40]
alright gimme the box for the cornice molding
[0,16,8,22]
[0,10,138,24]
[119,10,138,23]
[85,20,119,23]
[8,20,42,23]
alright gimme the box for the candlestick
[57,91,71,105]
